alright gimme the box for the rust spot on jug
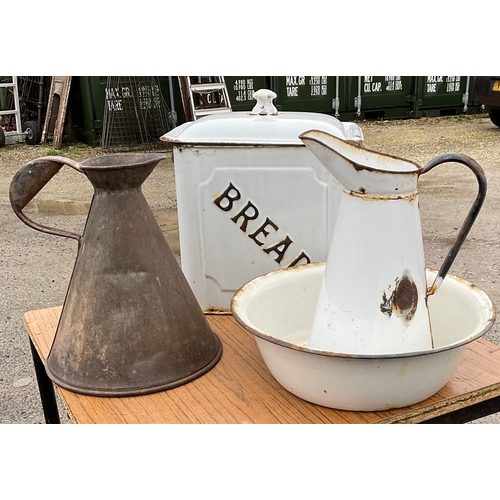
[393,271,418,321]
[380,269,418,322]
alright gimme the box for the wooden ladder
[178,76,232,121]
[42,76,72,149]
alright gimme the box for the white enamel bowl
[231,263,496,411]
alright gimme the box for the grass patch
[45,147,61,156]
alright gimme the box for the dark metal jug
[10,153,222,397]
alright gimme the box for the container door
[67,76,107,147]
[271,76,346,116]
[416,76,478,116]
[347,76,417,120]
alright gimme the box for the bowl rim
[230,262,496,360]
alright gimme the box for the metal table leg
[420,396,500,424]
[29,338,60,424]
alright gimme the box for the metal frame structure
[1,76,43,147]
[0,77,23,145]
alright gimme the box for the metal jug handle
[420,153,487,296]
[9,156,84,242]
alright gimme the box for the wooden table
[24,306,500,424]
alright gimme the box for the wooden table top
[24,306,500,424]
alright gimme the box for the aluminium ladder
[178,76,232,121]
[0,77,23,145]
[0,76,42,147]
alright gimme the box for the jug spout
[299,129,421,196]
[81,153,166,190]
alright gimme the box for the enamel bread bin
[161,90,363,312]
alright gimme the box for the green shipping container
[67,76,107,146]
[270,76,347,116]
[415,76,480,117]
[66,76,185,147]
[224,76,269,111]
[345,76,417,120]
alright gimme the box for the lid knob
[250,89,278,115]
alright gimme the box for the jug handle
[9,156,84,242]
[420,153,487,296]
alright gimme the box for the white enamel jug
[299,130,486,355]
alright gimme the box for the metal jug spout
[299,129,421,196]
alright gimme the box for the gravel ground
[1,113,499,424]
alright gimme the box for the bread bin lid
[160,88,363,146]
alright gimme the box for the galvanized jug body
[299,130,486,355]
[10,154,222,396]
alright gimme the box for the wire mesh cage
[101,76,174,152]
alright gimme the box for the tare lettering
[285,76,306,99]
[426,76,462,93]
